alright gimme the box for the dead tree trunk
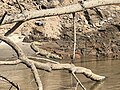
[0,0,120,25]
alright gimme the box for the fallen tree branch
[50,64,106,81]
[31,62,43,90]
[0,35,26,59]
[0,35,44,90]
[1,0,120,25]
[16,0,23,13]
[0,59,21,65]
[72,72,86,90]
[0,35,106,90]
[28,56,60,64]
[0,11,7,25]
[4,21,24,36]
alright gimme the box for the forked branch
[0,35,106,90]
[0,0,120,25]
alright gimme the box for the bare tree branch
[0,35,106,90]
[0,75,20,90]
[0,35,26,59]
[0,35,106,81]
[31,62,43,90]
[0,11,7,25]
[16,0,23,13]
[28,56,60,64]
[73,12,76,61]
[4,21,24,36]
[1,0,120,25]
[50,64,106,81]
[0,59,21,65]
[72,72,86,90]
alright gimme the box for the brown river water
[0,42,120,90]
[0,58,120,90]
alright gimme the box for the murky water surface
[0,58,120,90]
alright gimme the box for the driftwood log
[0,35,106,90]
[0,0,120,25]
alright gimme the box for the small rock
[63,16,68,20]
[35,21,44,26]
[69,14,73,19]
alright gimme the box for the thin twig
[31,62,43,90]
[72,72,86,90]
[9,85,13,90]
[0,0,120,25]
[75,82,79,90]
[73,12,76,62]
[4,21,24,36]
[16,0,23,13]
[0,75,20,90]
[0,11,7,25]
[33,2,40,10]
[28,56,60,64]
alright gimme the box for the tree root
[0,35,106,90]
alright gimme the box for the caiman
[30,41,62,59]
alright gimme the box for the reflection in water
[0,59,120,90]
[0,64,37,90]
[90,81,105,90]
